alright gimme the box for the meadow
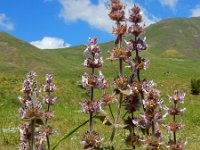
[0,17,200,149]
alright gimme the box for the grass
[0,17,200,149]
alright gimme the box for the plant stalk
[89,55,95,133]
[110,28,123,144]
[31,119,35,150]
[173,102,177,144]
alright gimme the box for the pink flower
[97,71,107,89]
[80,100,103,114]
[168,90,186,104]
[88,37,97,45]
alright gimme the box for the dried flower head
[143,136,164,150]
[108,47,131,61]
[163,121,184,133]
[108,0,125,22]
[82,131,103,149]
[41,125,54,136]
[124,94,140,113]
[128,24,143,36]
[168,90,186,104]
[164,106,186,116]
[143,89,162,111]
[130,81,142,93]
[125,134,142,148]
[133,114,151,130]
[127,58,150,73]
[169,139,187,150]
[113,76,130,91]
[112,24,127,36]
[129,5,142,23]
[101,94,116,105]
[82,73,98,89]
[153,112,163,122]
[80,100,103,114]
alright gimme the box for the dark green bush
[191,79,200,94]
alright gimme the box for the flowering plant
[18,72,56,150]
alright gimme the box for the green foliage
[191,78,200,94]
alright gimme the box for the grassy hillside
[0,17,200,149]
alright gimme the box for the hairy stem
[173,102,177,144]
[89,55,95,133]
[31,119,35,150]
[45,84,51,150]
[110,29,124,144]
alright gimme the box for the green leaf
[94,115,112,126]
[52,119,89,150]
[35,118,44,125]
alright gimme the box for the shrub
[191,79,200,94]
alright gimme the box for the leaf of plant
[94,115,112,126]
[35,118,44,125]
[52,119,89,150]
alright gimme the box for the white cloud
[191,7,200,17]
[59,0,159,32]
[30,37,71,49]
[0,13,14,30]
[159,0,178,9]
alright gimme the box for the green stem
[109,104,115,120]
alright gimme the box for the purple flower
[35,132,46,150]
[142,80,155,93]
[163,122,184,134]
[45,74,53,83]
[44,111,54,119]
[124,39,134,52]
[168,90,186,104]
[97,71,107,89]
[163,106,186,117]
[43,96,56,105]
[132,114,151,130]
[20,123,31,142]
[81,131,103,149]
[19,142,28,150]
[83,53,103,68]
[88,37,97,45]
[19,98,43,119]
[137,38,148,51]
[80,100,103,114]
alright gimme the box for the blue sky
[0,0,200,49]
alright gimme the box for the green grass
[0,17,200,149]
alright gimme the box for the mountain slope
[145,17,200,59]
[0,17,200,75]
[0,32,70,74]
